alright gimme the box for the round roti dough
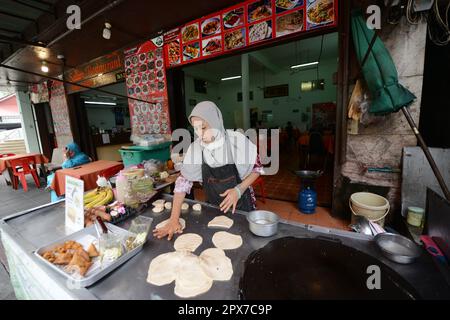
[212,231,243,250]
[208,215,234,229]
[174,233,203,252]
[199,248,233,281]
[192,203,202,212]
[164,202,172,210]
[152,199,165,207]
[181,203,189,211]
[147,251,183,286]
[152,206,164,213]
[174,253,213,298]
[155,218,186,230]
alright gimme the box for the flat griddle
[240,237,420,300]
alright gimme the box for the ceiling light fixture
[221,75,241,81]
[290,61,319,69]
[103,22,112,40]
[41,61,49,73]
[85,101,116,106]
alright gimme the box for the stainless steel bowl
[374,233,422,264]
[247,210,280,237]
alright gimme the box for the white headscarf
[181,101,257,182]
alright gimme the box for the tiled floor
[254,144,334,206]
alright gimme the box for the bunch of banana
[84,187,114,209]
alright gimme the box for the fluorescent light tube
[221,76,242,81]
[85,101,117,106]
[290,61,319,69]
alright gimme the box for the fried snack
[67,252,92,277]
[87,243,99,258]
[75,248,90,262]
[65,240,83,251]
[42,251,56,263]
[53,252,74,265]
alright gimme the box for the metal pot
[247,210,280,237]
[374,233,422,264]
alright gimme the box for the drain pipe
[46,0,126,48]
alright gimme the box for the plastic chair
[252,176,267,204]
[10,156,41,192]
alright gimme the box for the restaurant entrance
[182,32,338,207]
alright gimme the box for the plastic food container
[407,207,425,227]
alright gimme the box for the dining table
[50,160,124,196]
[0,153,49,185]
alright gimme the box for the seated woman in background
[47,142,91,202]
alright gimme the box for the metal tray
[34,223,144,288]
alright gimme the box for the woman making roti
[153,101,263,240]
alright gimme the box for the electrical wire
[406,0,421,24]
[316,35,325,80]
[428,0,450,46]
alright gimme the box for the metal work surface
[402,147,450,217]
[1,194,450,300]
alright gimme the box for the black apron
[201,134,254,212]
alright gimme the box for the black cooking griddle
[239,237,420,300]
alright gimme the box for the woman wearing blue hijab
[47,142,91,202]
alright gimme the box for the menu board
[164,0,337,68]
[124,37,171,137]
[48,81,73,146]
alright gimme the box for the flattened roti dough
[155,218,186,230]
[174,233,203,252]
[212,231,242,250]
[208,215,234,229]
[199,248,233,281]
[146,252,183,286]
[174,253,213,298]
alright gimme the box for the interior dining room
[181,32,341,226]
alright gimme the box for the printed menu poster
[306,0,335,29]
[124,37,171,137]
[163,0,337,68]
[65,176,84,232]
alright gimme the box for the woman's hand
[220,188,239,214]
[152,219,183,240]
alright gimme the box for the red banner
[164,0,337,68]
[124,37,171,137]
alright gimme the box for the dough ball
[212,231,243,250]
[152,206,164,213]
[152,199,165,207]
[174,233,203,252]
[199,248,233,281]
[164,202,172,210]
[208,215,233,229]
[181,203,189,211]
[192,203,202,212]
[155,218,186,230]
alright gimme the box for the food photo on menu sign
[222,6,245,30]
[247,0,272,24]
[249,19,273,44]
[182,23,200,43]
[306,0,335,29]
[275,0,304,14]
[201,15,221,37]
[275,8,304,37]
[202,36,222,56]
[224,28,246,51]
[183,42,200,61]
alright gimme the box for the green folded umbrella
[351,10,416,115]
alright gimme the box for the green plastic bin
[119,141,171,167]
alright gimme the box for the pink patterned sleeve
[174,175,193,194]
[252,154,264,175]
